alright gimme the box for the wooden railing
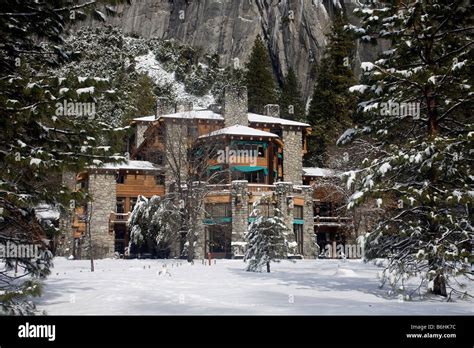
[206,184,231,191]
[247,184,275,192]
[109,212,131,224]
[314,216,353,226]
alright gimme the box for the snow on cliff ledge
[134,51,214,109]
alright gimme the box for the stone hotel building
[60,87,355,259]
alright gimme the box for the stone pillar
[57,171,76,257]
[156,97,175,118]
[135,123,148,149]
[302,185,316,258]
[176,101,193,112]
[223,86,248,127]
[282,129,303,185]
[275,182,294,244]
[263,104,280,117]
[231,180,249,257]
[88,173,116,259]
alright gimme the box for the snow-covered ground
[36,258,473,315]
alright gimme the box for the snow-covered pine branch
[244,194,291,273]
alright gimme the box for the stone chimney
[209,103,221,114]
[176,101,193,113]
[223,86,248,127]
[156,97,175,119]
[263,104,280,118]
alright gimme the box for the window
[187,125,198,138]
[315,202,331,216]
[257,145,265,157]
[116,173,125,184]
[157,126,165,137]
[248,202,273,217]
[205,203,232,218]
[155,174,165,186]
[207,225,231,256]
[293,224,304,255]
[294,205,303,219]
[116,197,125,213]
[129,197,137,212]
[148,151,164,165]
[232,143,266,158]
[231,169,265,183]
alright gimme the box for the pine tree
[306,12,357,166]
[245,35,278,114]
[244,195,290,273]
[124,73,156,121]
[279,68,305,121]
[128,195,180,258]
[345,1,473,298]
[0,0,126,314]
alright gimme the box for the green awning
[208,165,222,171]
[231,166,268,176]
[203,217,232,224]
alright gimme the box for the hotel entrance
[205,225,232,259]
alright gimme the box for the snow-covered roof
[134,111,310,127]
[92,160,161,171]
[303,167,339,177]
[133,110,223,122]
[199,125,279,138]
[133,115,155,122]
[248,113,310,127]
[35,204,60,221]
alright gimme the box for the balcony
[314,216,353,227]
[109,212,131,224]
[248,184,275,192]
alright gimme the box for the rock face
[86,0,382,101]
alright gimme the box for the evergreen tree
[306,12,357,166]
[128,195,180,258]
[0,0,126,314]
[124,73,156,120]
[279,68,305,121]
[345,1,473,298]
[245,35,278,114]
[244,195,290,273]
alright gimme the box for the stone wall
[223,86,248,127]
[87,173,116,259]
[282,129,303,185]
[231,180,249,257]
[156,97,176,117]
[275,182,295,245]
[302,186,317,258]
[135,123,148,149]
[57,171,77,257]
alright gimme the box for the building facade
[59,87,355,259]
